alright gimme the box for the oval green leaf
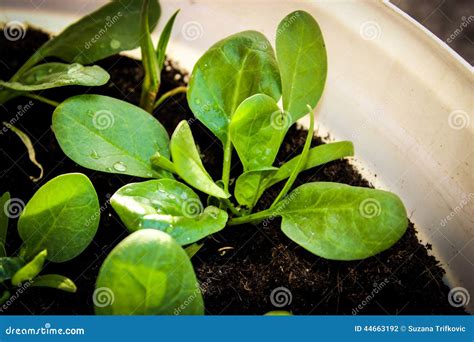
[170,121,229,198]
[95,229,204,315]
[230,94,287,171]
[276,11,327,122]
[31,274,77,293]
[276,182,408,260]
[18,173,100,263]
[53,95,170,178]
[11,249,47,286]
[0,63,109,91]
[111,179,228,245]
[188,31,281,143]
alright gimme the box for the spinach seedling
[0,0,161,105]
[52,10,408,266]
[95,229,203,315]
[0,173,100,302]
[139,0,182,112]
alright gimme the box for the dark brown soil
[0,28,465,315]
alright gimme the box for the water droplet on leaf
[113,162,127,172]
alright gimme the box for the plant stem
[25,93,60,107]
[150,153,177,174]
[222,198,242,217]
[270,106,315,209]
[228,208,274,226]
[154,86,187,109]
[222,138,232,192]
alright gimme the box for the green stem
[228,207,274,226]
[270,106,315,209]
[222,138,232,192]
[150,153,177,174]
[154,86,187,109]
[222,198,242,217]
[25,93,60,107]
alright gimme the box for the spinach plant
[0,173,100,302]
[31,9,407,313]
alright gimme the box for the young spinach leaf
[229,94,286,171]
[234,141,354,209]
[188,31,281,143]
[53,95,171,179]
[18,173,100,262]
[275,182,407,260]
[31,274,77,293]
[276,11,327,122]
[170,121,229,198]
[0,257,24,283]
[111,179,227,245]
[155,10,179,74]
[0,63,109,92]
[11,249,47,286]
[95,229,204,315]
[0,192,9,256]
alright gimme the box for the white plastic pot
[1,0,472,312]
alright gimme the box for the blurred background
[391,0,473,64]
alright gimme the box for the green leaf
[0,290,10,305]
[0,63,109,91]
[18,173,100,263]
[31,274,77,293]
[95,229,204,315]
[0,257,25,283]
[234,141,354,208]
[276,11,327,122]
[184,243,203,258]
[11,249,47,286]
[188,31,281,144]
[230,94,287,171]
[275,182,408,260]
[170,121,229,198]
[35,0,161,65]
[139,0,160,112]
[0,192,10,256]
[53,95,171,179]
[156,10,180,71]
[111,179,228,245]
